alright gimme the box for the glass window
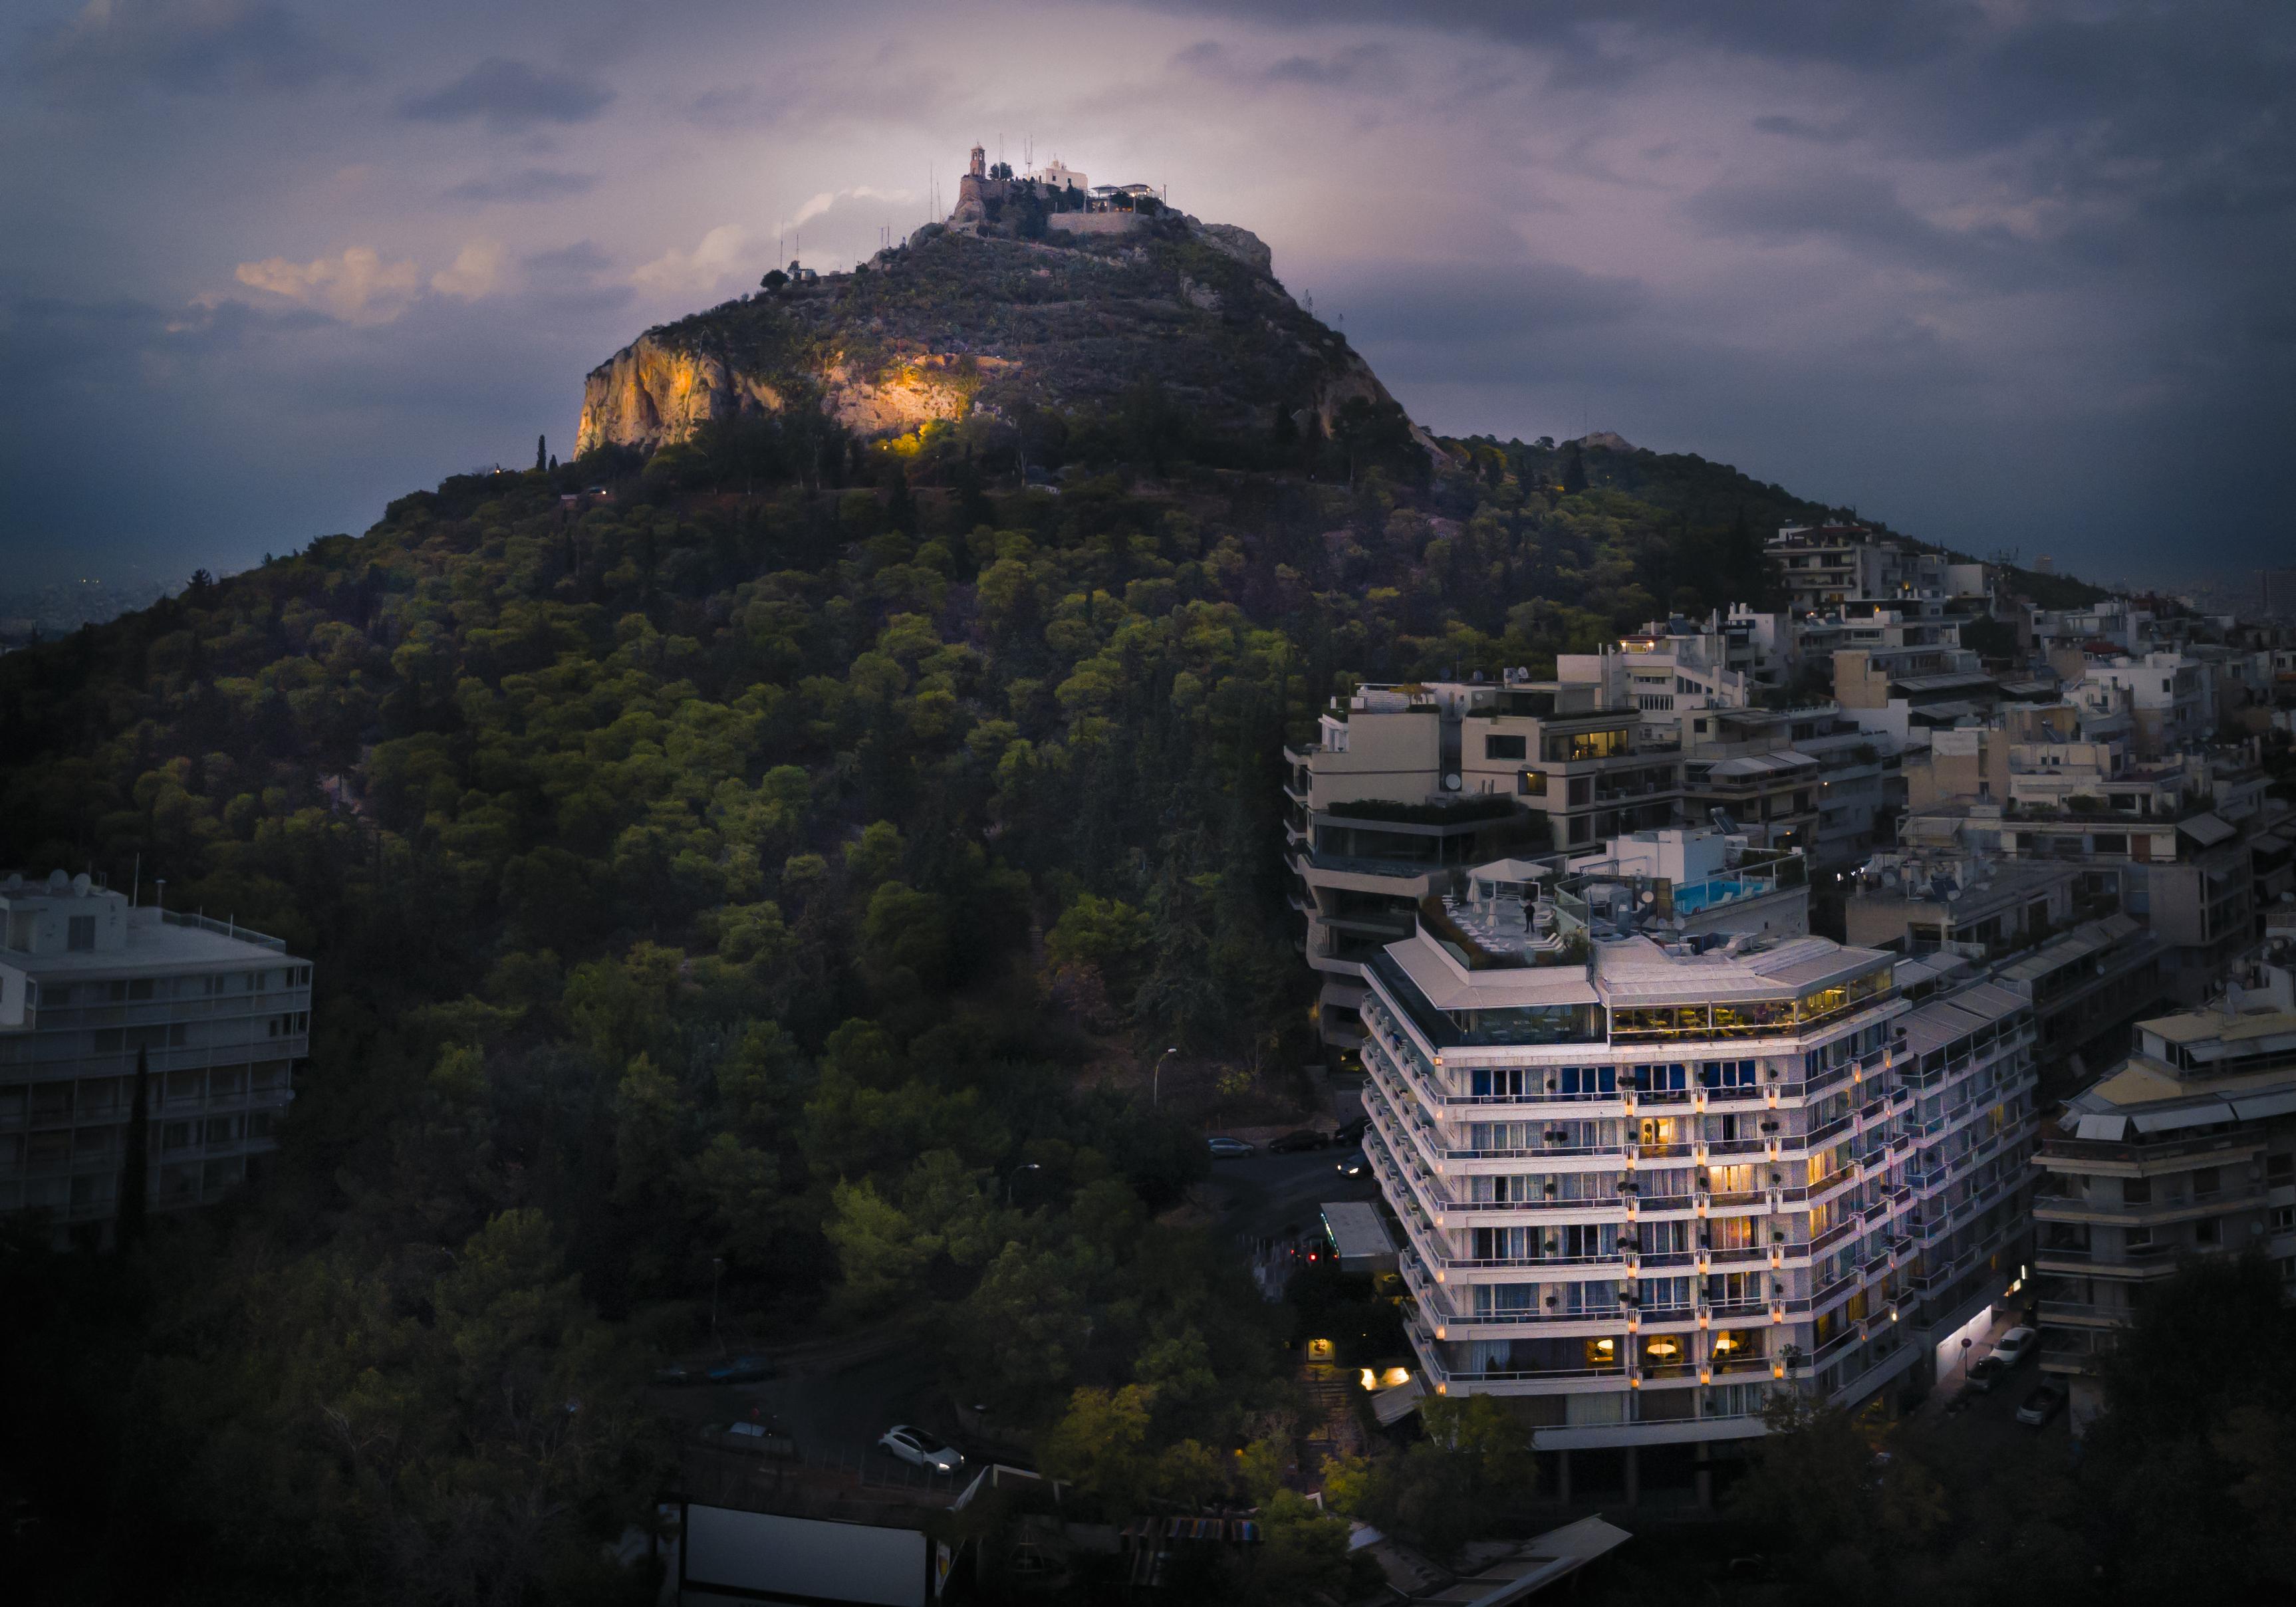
[1484,733,1527,761]
[1559,1066,1618,1095]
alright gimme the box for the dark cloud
[519,241,634,316]
[3,1,2291,590]
[522,240,613,279]
[1171,37,1393,88]
[22,0,361,96]
[1140,0,1979,74]
[1751,112,1856,144]
[398,57,613,130]
[1261,43,1386,86]
[446,167,600,203]
[1319,259,1648,362]
[1678,170,2061,295]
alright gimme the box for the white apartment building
[1557,609,1788,749]
[1769,526,1947,613]
[2035,950,2296,1429]
[1357,845,2035,1494]
[2077,652,2214,757]
[0,870,311,1245]
[1285,678,1680,1047]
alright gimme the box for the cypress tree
[535,433,548,472]
[118,1045,150,1248]
[1562,440,1588,496]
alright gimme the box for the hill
[577,211,1433,469]
[0,221,1924,1604]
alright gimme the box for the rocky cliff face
[574,340,784,456]
[574,213,1432,461]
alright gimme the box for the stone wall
[1048,212,1144,236]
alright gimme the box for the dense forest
[0,394,1850,1602]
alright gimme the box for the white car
[1989,1326,2037,1367]
[878,1425,963,1475]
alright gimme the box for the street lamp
[1004,1162,1043,1207]
[1157,1047,1179,1109]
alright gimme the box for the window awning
[2129,1100,2237,1134]
[2230,1088,2296,1122]
[2178,812,2235,848]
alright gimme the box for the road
[1210,1145,1380,1243]
[654,1145,1383,1483]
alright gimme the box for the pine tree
[535,434,547,473]
[118,1045,150,1247]
[886,467,917,535]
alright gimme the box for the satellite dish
[71,873,92,897]
[1442,773,1463,792]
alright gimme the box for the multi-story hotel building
[0,870,312,1245]
[1285,678,1680,1048]
[1355,843,2037,1496]
[2033,951,2296,1427]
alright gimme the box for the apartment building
[1995,914,2163,1094]
[1769,525,1947,613]
[2033,951,2296,1429]
[1286,678,1680,1047]
[1556,609,1789,749]
[1357,842,2035,1495]
[0,870,311,1245]
[2075,652,2214,758]
[1843,854,2085,958]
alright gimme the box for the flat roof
[0,913,299,978]
[2144,1005,2296,1047]
[1412,1517,1634,1606]
[1384,933,1602,1011]
[1996,913,2144,982]
[1705,751,1819,778]
[1593,934,1889,1005]
[1321,1201,1397,1260]
[1894,671,1997,691]
[1897,981,2027,1055]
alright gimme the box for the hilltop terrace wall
[1049,212,1145,236]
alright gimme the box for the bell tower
[969,144,986,178]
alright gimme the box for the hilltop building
[0,870,311,1245]
[1360,840,2034,1495]
[948,144,1161,237]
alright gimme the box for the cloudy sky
[4,0,2291,590]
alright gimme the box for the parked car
[1333,1116,1369,1146]
[878,1425,963,1474]
[1333,1150,1370,1179]
[706,1355,775,1386]
[699,1420,798,1459]
[1990,1326,2038,1367]
[1269,1130,1330,1154]
[652,1361,702,1387]
[2015,1383,2066,1427]
[1964,1356,2009,1394]
[1207,1136,1257,1158]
